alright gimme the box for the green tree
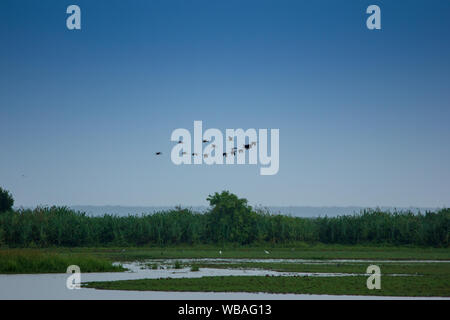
[205,191,256,244]
[0,187,14,213]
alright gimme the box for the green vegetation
[8,244,450,261]
[173,260,183,269]
[0,249,125,274]
[190,265,200,272]
[0,187,14,213]
[0,191,448,247]
[84,274,450,297]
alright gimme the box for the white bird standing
[264,250,270,254]
[219,250,222,255]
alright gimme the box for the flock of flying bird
[155,136,257,158]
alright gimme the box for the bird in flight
[155,152,162,155]
[202,139,209,143]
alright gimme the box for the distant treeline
[0,192,448,247]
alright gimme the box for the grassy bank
[44,244,450,261]
[1,244,449,274]
[0,249,125,274]
[84,274,450,297]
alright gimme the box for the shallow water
[0,258,447,300]
[120,262,364,277]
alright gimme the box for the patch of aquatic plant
[190,265,200,272]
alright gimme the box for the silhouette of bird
[192,153,198,156]
[228,136,233,141]
[155,152,162,155]
[178,140,183,144]
[244,144,251,150]
[223,152,227,157]
[202,139,209,143]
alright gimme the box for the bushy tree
[0,187,14,213]
[205,191,257,244]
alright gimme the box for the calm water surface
[0,258,448,300]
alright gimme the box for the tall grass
[0,249,124,273]
[0,207,448,247]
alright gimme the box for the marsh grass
[0,249,125,274]
[84,274,450,297]
[0,205,448,247]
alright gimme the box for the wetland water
[0,258,448,300]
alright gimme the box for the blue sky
[1,0,449,207]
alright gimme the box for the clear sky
[1,0,449,207]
